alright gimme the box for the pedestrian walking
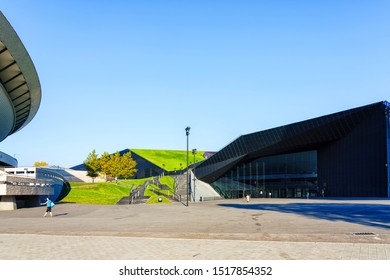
[41,197,54,217]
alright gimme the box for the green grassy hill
[63,148,207,205]
[62,179,147,205]
[131,149,205,171]
[144,176,176,204]
[62,176,177,205]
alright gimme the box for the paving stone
[0,198,389,260]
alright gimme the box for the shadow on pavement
[53,213,69,217]
[218,203,390,230]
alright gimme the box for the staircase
[175,170,222,203]
[115,171,220,205]
[174,172,190,203]
[116,180,150,205]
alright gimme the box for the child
[41,197,53,217]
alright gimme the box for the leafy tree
[108,151,122,180]
[119,151,137,179]
[99,152,111,180]
[33,161,49,167]
[84,150,100,183]
[84,150,138,183]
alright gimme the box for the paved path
[0,234,389,260]
[0,198,389,260]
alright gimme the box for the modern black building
[196,101,390,198]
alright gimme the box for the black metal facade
[196,101,390,198]
[124,150,163,179]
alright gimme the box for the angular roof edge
[196,101,387,182]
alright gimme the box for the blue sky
[1,0,389,168]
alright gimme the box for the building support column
[0,195,17,210]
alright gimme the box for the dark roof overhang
[196,101,387,183]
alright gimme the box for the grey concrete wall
[0,195,16,210]
[1,184,52,196]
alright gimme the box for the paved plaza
[0,198,389,260]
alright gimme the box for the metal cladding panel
[197,102,388,198]
[318,104,388,197]
[195,155,245,183]
[121,150,162,179]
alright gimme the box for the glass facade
[211,150,318,198]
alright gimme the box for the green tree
[96,150,138,182]
[84,150,100,183]
[119,151,137,179]
[109,151,123,181]
[99,152,111,181]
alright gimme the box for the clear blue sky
[1,0,389,168]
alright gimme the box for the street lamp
[192,148,197,202]
[185,126,191,207]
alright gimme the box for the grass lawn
[62,179,148,205]
[62,176,177,205]
[144,184,175,197]
[131,149,205,171]
[146,195,171,204]
[159,176,175,188]
[144,176,176,197]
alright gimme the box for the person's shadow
[53,213,69,217]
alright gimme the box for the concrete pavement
[0,198,389,260]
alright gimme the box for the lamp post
[192,148,197,202]
[185,126,191,206]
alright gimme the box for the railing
[1,168,71,202]
[147,187,182,202]
[129,177,182,204]
[0,174,49,187]
[129,188,141,204]
[129,181,148,204]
